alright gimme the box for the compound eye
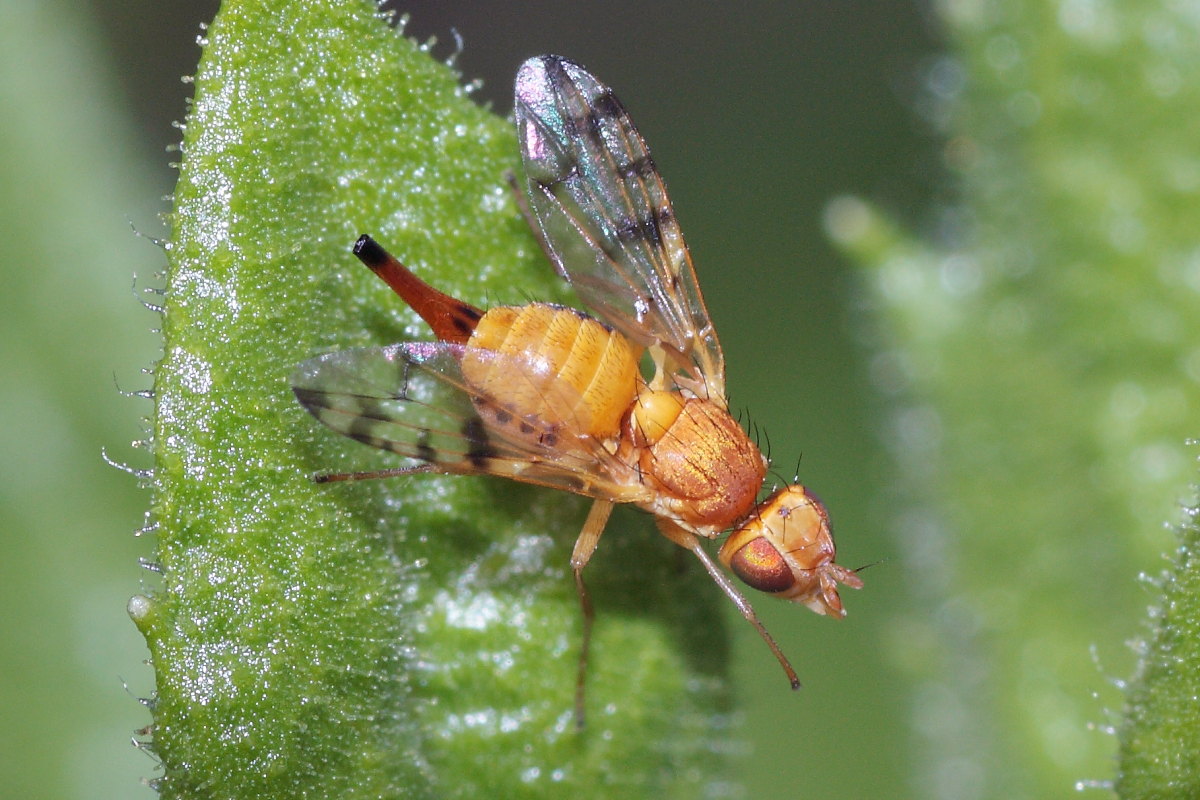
[725,535,795,594]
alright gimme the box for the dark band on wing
[617,154,657,180]
[590,89,623,124]
[462,417,496,467]
[415,432,437,464]
[614,211,664,249]
[352,394,405,423]
[292,385,323,412]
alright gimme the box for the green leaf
[1117,491,1200,798]
[134,1,730,796]
[0,1,167,796]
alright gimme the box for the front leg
[655,518,801,690]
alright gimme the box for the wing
[514,55,726,404]
[291,341,649,503]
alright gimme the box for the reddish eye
[726,536,794,594]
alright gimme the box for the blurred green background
[8,0,1195,797]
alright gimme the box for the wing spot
[346,430,387,452]
[353,397,396,424]
[292,386,324,411]
[585,109,603,140]
[463,417,496,467]
[613,211,664,248]
[347,411,382,443]
[416,435,437,463]
[543,55,570,86]
[560,475,587,493]
[592,90,622,121]
[615,217,643,243]
[643,211,663,248]
[618,154,657,179]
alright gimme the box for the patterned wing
[291,341,648,502]
[514,55,726,403]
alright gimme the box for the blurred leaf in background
[830,1,1200,797]
[0,1,168,798]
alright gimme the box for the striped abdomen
[462,303,640,440]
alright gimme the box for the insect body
[292,55,862,725]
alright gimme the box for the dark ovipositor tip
[352,234,388,267]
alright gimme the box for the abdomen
[461,303,640,440]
